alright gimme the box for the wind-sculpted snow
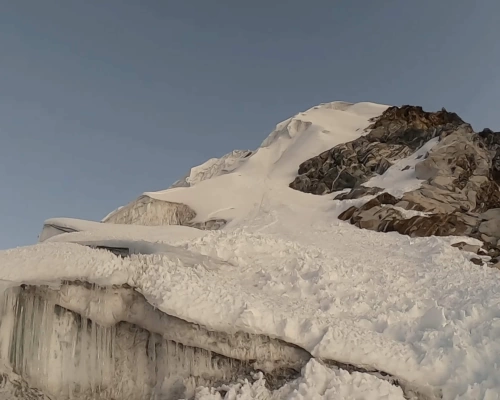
[170,150,253,188]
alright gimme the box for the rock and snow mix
[1,101,500,399]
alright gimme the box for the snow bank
[194,359,406,400]
[39,217,207,244]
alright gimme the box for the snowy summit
[1,101,500,400]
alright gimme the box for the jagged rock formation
[290,105,466,195]
[290,105,500,264]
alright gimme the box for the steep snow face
[141,102,389,225]
[100,101,388,227]
[102,149,254,226]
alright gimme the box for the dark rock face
[290,105,466,195]
[334,186,383,200]
[290,105,500,265]
[478,128,500,183]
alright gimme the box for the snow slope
[1,101,499,399]
[143,102,389,225]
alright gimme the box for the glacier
[1,101,500,399]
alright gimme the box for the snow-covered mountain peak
[4,101,500,399]
[102,101,389,226]
[135,101,389,225]
[261,101,388,148]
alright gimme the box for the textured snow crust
[1,101,500,399]
[194,359,406,400]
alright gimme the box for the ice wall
[101,195,227,230]
[0,283,309,400]
[103,195,197,226]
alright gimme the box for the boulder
[470,258,484,266]
[479,220,500,240]
[479,208,500,221]
[451,242,481,254]
[334,186,383,200]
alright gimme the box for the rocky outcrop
[290,105,466,195]
[334,186,383,200]
[290,105,500,265]
[102,195,227,230]
[338,193,479,238]
[336,123,500,258]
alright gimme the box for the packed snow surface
[1,101,500,399]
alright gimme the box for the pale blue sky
[1,1,499,249]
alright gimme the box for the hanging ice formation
[0,282,310,400]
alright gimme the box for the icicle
[1,284,306,399]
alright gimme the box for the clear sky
[1,1,499,249]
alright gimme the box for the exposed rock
[187,218,227,230]
[479,208,500,221]
[291,104,500,261]
[451,242,481,254]
[377,193,400,205]
[334,186,383,200]
[337,206,357,221]
[367,105,465,133]
[492,261,500,270]
[290,105,466,195]
[478,128,500,183]
[480,233,498,245]
[470,258,484,266]
[479,219,500,239]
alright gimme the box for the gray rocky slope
[290,105,500,266]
